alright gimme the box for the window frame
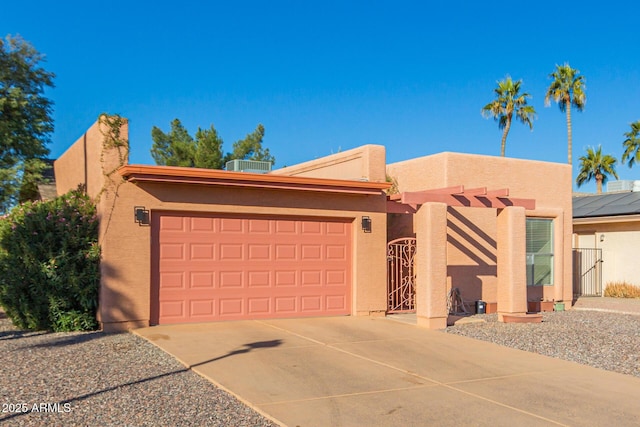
[526,218,554,286]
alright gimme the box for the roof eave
[118,165,390,196]
[573,214,640,224]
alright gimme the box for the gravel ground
[0,312,276,427]
[444,310,640,378]
[3,309,638,426]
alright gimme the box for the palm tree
[621,120,640,167]
[576,146,619,194]
[545,63,586,165]
[482,76,536,157]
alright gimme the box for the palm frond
[482,75,536,155]
[576,145,619,192]
[622,120,640,167]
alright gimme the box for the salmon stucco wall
[271,145,387,183]
[54,118,133,329]
[387,152,573,309]
[54,117,129,199]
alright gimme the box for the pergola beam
[486,188,509,197]
[455,187,486,196]
[388,185,535,211]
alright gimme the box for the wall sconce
[134,206,150,226]
[361,216,372,233]
[600,234,605,242]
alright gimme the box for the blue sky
[3,1,640,193]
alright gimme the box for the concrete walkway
[135,316,640,427]
[572,296,640,315]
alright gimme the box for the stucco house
[54,118,573,331]
[573,190,640,296]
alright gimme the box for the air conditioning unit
[607,180,633,192]
[225,159,272,174]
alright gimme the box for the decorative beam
[424,185,464,195]
[387,200,417,214]
[489,197,535,210]
[388,186,535,210]
[486,188,509,197]
[457,187,487,196]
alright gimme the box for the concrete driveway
[135,316,640,426]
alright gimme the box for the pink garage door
[151,213,352,324]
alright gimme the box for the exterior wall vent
[225,159,272,174]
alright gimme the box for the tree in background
[193,125,224,169]
[621,120,640,168]
[0,35,54,212]
[151,119,274,169]
[150,119,198,167]
[576,146,618,194]
[545,63,586,165]
[226,124,274,164]
[481,76,536,157]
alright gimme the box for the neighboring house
[54,118,573,331]
[573,189,640,295]
[36,159,58,201]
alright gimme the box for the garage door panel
[301,245,322,260]
[159,272,186,289]
[326,270,347,286]
[219,298,243,316]
[275,271,296,287]
[219,218,243,233]
[248,244,271,260]
[248,219,271,233]
[275,244,296,260]
[301,221,322,234]
[301,296,322,311]
[190,272,214,288]
[326,245,347,260]
[159,300,185,318]
[275,297,296,313]
[154,213,351,324]
[160,243,186,260]
[190,299,215,317]
[190,243,215,260]
[326,295,347,310]
[248,297,270,314]
[160,216,186,231]
[189,217,214,231]
[275,221,296,234]
[220,244,243,260]
[219,271,243,288]
[300,270,322,286]
[326,222,348,235]
[247,271,270,287]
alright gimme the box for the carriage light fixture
[134,206,150,226]
[361,216,372,233]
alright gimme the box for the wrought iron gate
[387,238,416,313]
[573,248,602,297]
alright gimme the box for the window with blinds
[526,218,553,286]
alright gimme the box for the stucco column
[497,206,527,321]
[553,212,566,303]
[415,202,448,329]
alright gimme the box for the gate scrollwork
[387,238,416,313]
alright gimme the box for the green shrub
[604,281,640,298]
[0,188,100,331]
